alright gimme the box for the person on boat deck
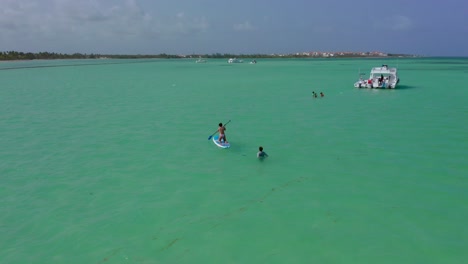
[257,146,268,158]
[218,123,228,143]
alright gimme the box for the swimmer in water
[257,146,269,158]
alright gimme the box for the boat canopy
[370,66,397,75]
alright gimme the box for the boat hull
[354,81,398,89]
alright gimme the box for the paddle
[208,120,231,140]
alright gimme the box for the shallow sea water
[1,57,467,263]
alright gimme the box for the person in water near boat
[257,146,268,158]
[218,123,228,143]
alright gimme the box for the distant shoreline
[0,55,418,62]
[0,51,419,61]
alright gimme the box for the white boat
[249,60,257,64]
[228,58,243,63]
[195,58,207,63]
[354,65,400,89]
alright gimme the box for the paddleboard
[212,135,230,148]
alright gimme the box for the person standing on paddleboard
[218,123,228,143]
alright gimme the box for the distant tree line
[0,51,307,60]
[0,51,184,60]
[0,51,415,61]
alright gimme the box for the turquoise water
[1,58,467,263]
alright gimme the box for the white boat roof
[370,65,397,74]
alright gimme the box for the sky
[0,0,467,56]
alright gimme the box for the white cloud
[313,26,334,33]
[374,15,413,31]
[233,21,255,31]
[167,13,209,35]
[391,15,413,31]
[0,0,40,32]
[0,0,209,45]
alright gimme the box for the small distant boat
[195,58,207,63]
[228,58,243,63]
[249,60,257,64]
[354,65,400,89]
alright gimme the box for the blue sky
[1,0,467,56]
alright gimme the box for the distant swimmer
[257,146,269,158]
[312,91,317,98]
[320,92,324,97]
